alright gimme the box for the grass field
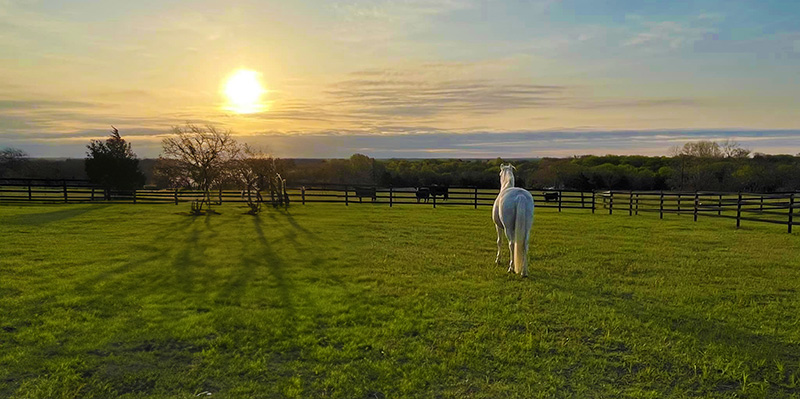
[1,202,799,398]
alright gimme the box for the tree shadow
[280,209,319,239]
[248,215,296,331]
[2,205,108,226]
[79,216,199,295]
[534,273,800,393]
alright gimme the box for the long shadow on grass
[1,204,108,226]
[80,215,198,291]
[536,274,800,394]
[201,212,299,313]
[1,212,206,397]
[228,216,295,332]
[262,210,334,287]
[282,209,319,239]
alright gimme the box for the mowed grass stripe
[1,203,799,398]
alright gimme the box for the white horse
[493,164,534,276]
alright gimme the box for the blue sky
[1,0,799,158]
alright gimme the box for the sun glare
[223,69,266,114]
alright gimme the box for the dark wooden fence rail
[290,185,593,211]
[2,179,797,233]
[598,190,799,233]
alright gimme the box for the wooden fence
[598,190,798,233]
[289,184,594,211]
[0,180,593,210]
[1,179,797,233]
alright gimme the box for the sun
[222,69,266,114]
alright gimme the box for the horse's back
[495,188,534,227]
[499,188,534,208]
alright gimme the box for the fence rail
[597,190,798,233]
[1,179,797,233]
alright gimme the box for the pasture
[1,203,799,398]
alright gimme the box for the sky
[1,0,799,158]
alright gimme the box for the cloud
[622,15,719,52]
[8,127,800,159]
[0,100,99,110]
[327,0,477,43]
[326,77,568,117]
[0,58,709,150]
[569,98,703,109]
[693,32,800,59]
[232,129,800,159]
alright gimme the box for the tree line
[285,142,800,193]
[2,129,799,194]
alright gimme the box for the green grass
[1,202,799,398]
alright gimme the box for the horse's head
[499,164,516,190]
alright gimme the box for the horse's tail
[513,197,532,275]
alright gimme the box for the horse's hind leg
[494,223,503,264]
[520,235,530,277]
[505,227,515,273]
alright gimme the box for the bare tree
[229,145,275,213]
[157,124,241,211]
[680,140,722,158]
[230,145,291,212]
[719,139,751,158]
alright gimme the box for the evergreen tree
[85,126,146,194]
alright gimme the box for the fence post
[659,191,664,219]
[677,193,682,214]
[693,191,699,222]
[174,189,178,205]
[718,194,722,216]
[736,192,742,229]
[133,189,137,204]
[63,181,68,203]
[635,193,639,216]
[28,183,32,201]
[789,193,794,234]
[345,186,349,206]
[591,190,596,214]
[389,186,393,208]
[91,187,95,201]
[760,195,764,212]
[558,190,562,212]
[474,187,478,209]
[433,191,437,208]
[581,191,585,208]
[301,186,306,205]
[219,188,223,204]
[609,191,614,215]
[628,190,633,216]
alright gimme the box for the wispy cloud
[233,129,800,159]
[622,14,719,52]
[326,76,567,117]
[327,0,477,43]
[693,32,800,59]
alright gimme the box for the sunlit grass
[1,203,799,398]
